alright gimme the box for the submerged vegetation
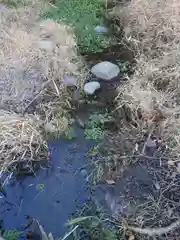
[1,230,22,240]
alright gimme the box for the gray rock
[84,81,100,95]
[94,25,108,33]
[80,169,88,177]
[91,61,120,80]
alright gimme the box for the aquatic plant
[37,183,45,190]
[2,230,22,240]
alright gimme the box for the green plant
[85,113,113,140]
[67,202,121,240]
[86,144,101,157]
[117,61,130,73]
[37,183,44,190]
[44,0,113,53]
[2,230,22,240]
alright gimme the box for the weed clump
[0,110,47,169]
[45,0,113,53]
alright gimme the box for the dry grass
[0,5,84,113]
[109,0,180,56]
[101,0,180,238]
[0,1,85,168]
[107,0,180,158]
[0,110,46,169]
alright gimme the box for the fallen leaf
[106,179,115,185]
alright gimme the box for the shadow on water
[0,127,99,238]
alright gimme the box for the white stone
[84,81,100,95]
[91,61,120,80]
[38,40,53,50]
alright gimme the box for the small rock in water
[94,25,108,33]
[84,81,100,95]
[80,169,88,177]
[91,61,120,80]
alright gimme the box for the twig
[141,124,155,155]
[61,225,79,240]
[39,225,49,240]
[22,79,51,114]
[23,89,45,114]
[128,220,180,236]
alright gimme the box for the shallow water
[0,128,98,238]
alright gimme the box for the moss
[44,0,113,53]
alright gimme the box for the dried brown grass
[0,110,46,169]
[105,0,180,237]
[0,5,83,113]
[109,0,180,56]
[0,2,85,167]
[107,0,180,158]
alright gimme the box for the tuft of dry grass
[109,0,180,56]
[0,110,47,169]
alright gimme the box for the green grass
[45,0,113,53]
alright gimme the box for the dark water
[0,128,98,238]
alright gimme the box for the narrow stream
[0,127,100,238]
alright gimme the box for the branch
[128,220,180,236]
